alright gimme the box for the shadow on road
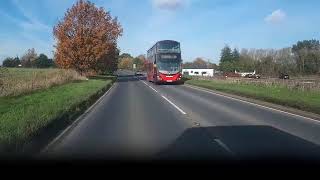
[9,125,320,165]
[117,74,135,78]
[156,125,320,161]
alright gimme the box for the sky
[0,0,320,64]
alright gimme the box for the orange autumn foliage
[53,0,122,75]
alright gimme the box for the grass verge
[0,76,115,153]
[0,68,86,97]
[185,79,320,115]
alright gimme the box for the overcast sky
[1,0,320,64]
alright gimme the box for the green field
[186,79,320,115]
[0,76,113,152]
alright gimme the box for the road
[43,70,320,161]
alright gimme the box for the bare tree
[21,48,38,68]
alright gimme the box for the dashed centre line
[140,80,186,115]
[161,95,187,115]
[141,81,158,93]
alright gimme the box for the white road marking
[41,83,116,153]
[141,81,158,93]
[185,84,320,124]
[214,139,235,156]
[161,95,187,115]
[140,80,187,115]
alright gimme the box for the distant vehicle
[245,74,261,79]
[279,73,290,79]
[146,40,182,84]
[136,70,144,76]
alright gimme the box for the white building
[182,69,215,77]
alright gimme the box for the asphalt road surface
[43,70,320,161]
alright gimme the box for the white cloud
[10,0,51,33]
[0,0,54,62]
[265,9,287,24]
[20,20,51,32]
[153,0,186,10]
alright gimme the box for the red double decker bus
[146,40,183,84]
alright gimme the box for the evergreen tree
[232,48,240,61]
[220,45,233,63]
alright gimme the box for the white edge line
[161,95,187,115]
[185,84,320,124]
[41,83,116,153]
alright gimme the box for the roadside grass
[0,77,114,152]
[185,79,320,115]
[0,68,86,97]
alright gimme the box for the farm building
[182,69,215,77]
